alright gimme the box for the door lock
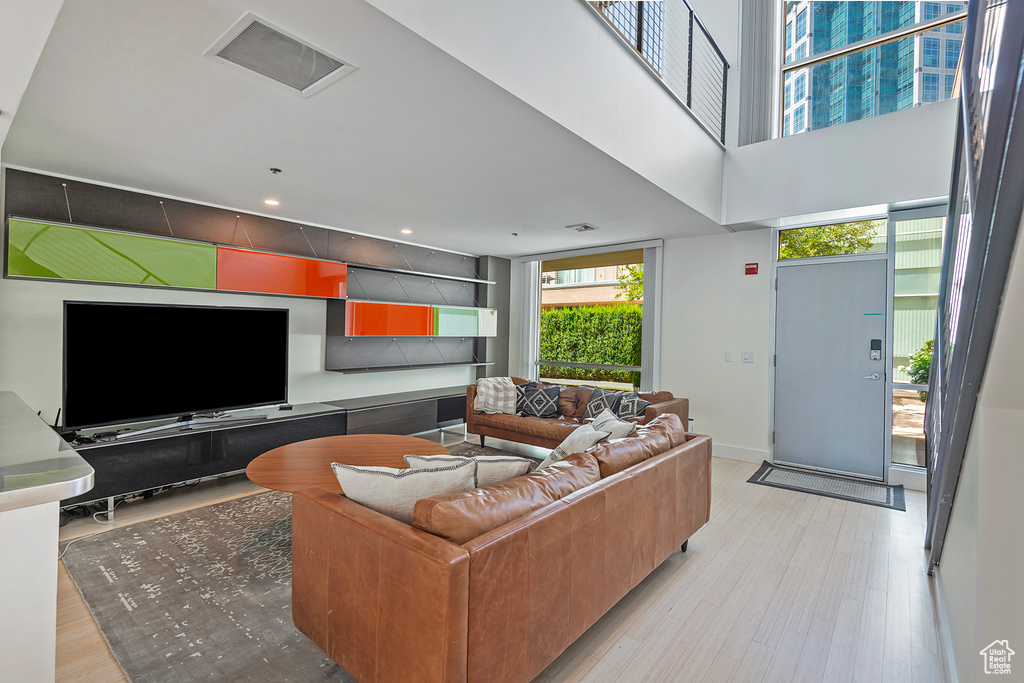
[862,373,881,381]
[870,339,882,361]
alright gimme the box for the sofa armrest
[643,398,689,426]
[466,386,483,434]
[292,487,470,683]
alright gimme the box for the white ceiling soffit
[3,0,725,257]
[206,12,357,97]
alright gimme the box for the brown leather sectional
[291,413,712,682]
[466,377,690,449]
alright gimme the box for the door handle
[862,373,881,381]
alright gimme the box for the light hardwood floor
[55,455,948,683]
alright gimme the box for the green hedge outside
[538,304,642,386]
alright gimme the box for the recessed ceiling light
[264,199,280,206]
[400,228,412,234]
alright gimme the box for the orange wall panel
[216,248,347,298]
[345,301,434,336]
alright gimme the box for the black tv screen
[63,302,289,430]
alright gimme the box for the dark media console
[61,387,470,507]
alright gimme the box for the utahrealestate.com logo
[980,640,1015,675]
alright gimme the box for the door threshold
[771,458,885,483]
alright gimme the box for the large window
[781,1,967,137]
[521,244,662,391]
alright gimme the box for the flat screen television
[63,302,289,430]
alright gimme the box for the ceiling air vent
[566,223,600,233]
[207,13,357,97]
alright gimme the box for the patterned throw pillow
[474,377,517,414]
[404,454,535,488]
[617,392,653,420]
[537,424,611,469]
[591,409,637,439]
[583,388,624,420]
[516,383,560,418]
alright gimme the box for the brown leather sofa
[466,377,690,449]
[292,413,711,683]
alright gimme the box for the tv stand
[62,403,348,506]
[115,412,269,440]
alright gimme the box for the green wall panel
[6,220,217,289]
[434,307,479,336]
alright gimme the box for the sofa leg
[680,540,688,553]
[480,435,486,448]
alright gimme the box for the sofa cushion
[644,412,687,448]
[473,377,517,414]
[573,387,593,421]
[587,413,685,478]
[473,412,579,441]
[617,392,653,420]
[331,460,476,524]
[404,454,535,488]
[516,382,560,418]
[583,388,625,420]
[412,451,600,544]
[556,386,580,419]
[538,423,611,469]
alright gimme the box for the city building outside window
[922,36,940,67]
[781,1,966,138]
[945,39,962,69]
[923,73,940,103]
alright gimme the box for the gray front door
[774,259,888,479]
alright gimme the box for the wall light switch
[742,351,755,363]
[725,351,733,362]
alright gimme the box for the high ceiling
[2,0,725,257]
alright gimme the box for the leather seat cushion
[412,452,600,545]
[556,386,580,419]
[473,412,579,440]
[588,413,686,478]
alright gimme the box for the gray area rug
[62,491,355,682]
[748,460,906,511]
[62,440,527,682]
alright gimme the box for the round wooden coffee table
[246,434,450,494]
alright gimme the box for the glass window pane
[893,388,927,467]
[893,216,945,381]
[778,220,886,260]
[946,39,962,69]
[539,258,643,388]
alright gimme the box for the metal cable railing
[588,0,729,143]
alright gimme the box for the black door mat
[748,460,906,511]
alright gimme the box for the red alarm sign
[745,263,759,275]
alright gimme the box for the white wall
[726,99,958,226]
[660,230,773,461]
[0,0,64,146]
[363,0,726,225]
[0,274,474,425]
[936,212,1024,683]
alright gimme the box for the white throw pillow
[537,424,611,470]
[474,377,517,414]
[590,408,637,440]
[404,454,535,488]
[331,460,476,524]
